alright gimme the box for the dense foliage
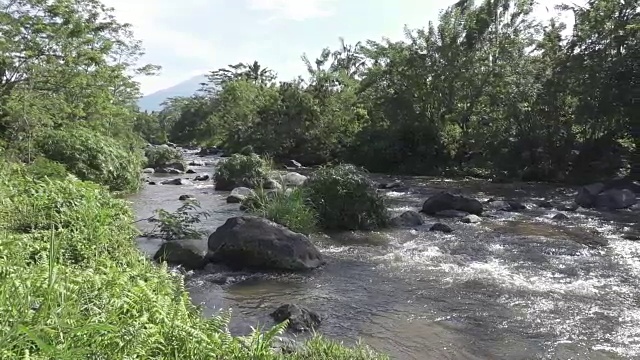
[305,165,389,231]
[214,154,272,190]
[0,0,153,183]
[37,127,144,192]
[150,0,638,183]
[144,145,185,168]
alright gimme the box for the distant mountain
[137,74,208,112]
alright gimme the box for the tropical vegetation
[147,0,638,183]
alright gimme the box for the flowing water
[129,151,640,360]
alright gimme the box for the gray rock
[575,182,605,208]
[161,178,192,185]
[226,187,255,204]
[179,194,195,201]
[186,169,196,174]
[594,189,637,210]
[194,174,210,181]
[142,168,155,174]
[489,200,526,212]
[461,214,481,223]
[390,211,424,227]
[283,172,307,186]
[284,159,303,169]
[153,241,207,270]
[270,304,321,333]
[552,213,569,221]
[207,216,325,271]
[430,223,453,233]
[422,191,483,215]
[263,178,282,190]
[377,180,404,190]
[435,210,469,218]
[537,200,553,208]
[165,162,186,171]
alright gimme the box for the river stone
[161,178,192,185]
[165,162,186,171]
[489,200,526,212]
[179,194,195,201]
[194,174,210,181]
[186,169,196,174]
[537,200,553,208]
[263,178,282,190]
[283,172,307,186]
[575,182,605,208]
[226,187,255,203]
[622,233,640,241]
[552,213,569,221]
[461,214,481,223]
[594,189,637,210]
[142,168,155,174]
[430,222,453,233]
[422,191,483,215]
[378,180,404,190]
[270,304,321,333]
[435,210,469,218]
[188,160,206,166]
[390,211,424,227]
[284,159,303,169]
[160,178,191,185]
[153,241,207,270]
[207,216,325,271]
[155,167,183,174]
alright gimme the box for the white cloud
[247,0,336,21]
[101,0,217,94]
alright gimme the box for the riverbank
[0,159,385,359]
[133,150,640,359]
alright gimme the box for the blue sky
[102,0,571,95]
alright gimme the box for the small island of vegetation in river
[0,0,637,358]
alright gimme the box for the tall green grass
[0,160,385,359]
[243,187,318,235]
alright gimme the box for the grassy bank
[0,160,385,359]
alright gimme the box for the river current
[129,151,640,360]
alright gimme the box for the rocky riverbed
[130,149,640,360]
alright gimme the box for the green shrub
[144,145,184,168]
[148,200,210,240]
[24,157,68,180]
[214,153,271,190]
[36,127,144,192]
[0,162,386,359]
[239,145,255,155]
[242,187,318,235]
[304,164,389,230]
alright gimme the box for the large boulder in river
[207,216,325,271]
[575,182,637,209]
[594,189,637,209]
[421,191,483,215]
[575,182,605,208]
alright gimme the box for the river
[129,151,640,360]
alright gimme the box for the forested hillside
[143,0,638,183]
